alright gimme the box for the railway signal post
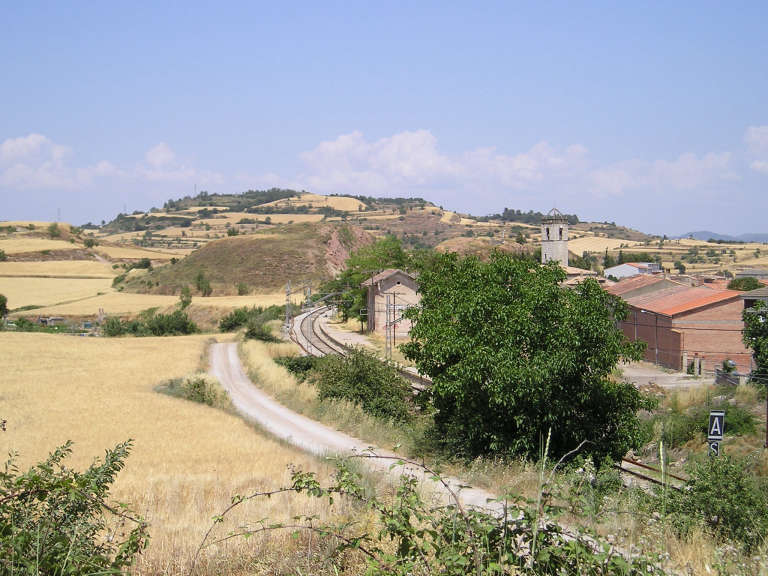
[707,409,725,457]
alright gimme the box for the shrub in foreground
[0,441,147,572]
[666,454,768,550]
[196,455,664,575]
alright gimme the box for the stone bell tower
[541,208,569,266]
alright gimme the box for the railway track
[292,306,431,390]
[616,457,686,491]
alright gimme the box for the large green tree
[402,251,648,462]
[323,236,411,321]
[743,301,768,382]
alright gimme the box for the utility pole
[283,281,292,337]
[392,292,397,350]
[385,294,391,360]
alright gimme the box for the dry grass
[95,244,187,260]
[568,236,640,254]
[0,237,79,254]
[0,276,113,309]
[0,332,340,575]
[1,220,72,230]
[0,260,116,278]
[260,193,366,212]
[239,339,421,455]
[21,291,294,316]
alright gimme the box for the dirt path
[620,360,713,389]
[208,342,500,511]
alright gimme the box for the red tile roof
[626,286,741,316]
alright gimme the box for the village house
[608,279,752,373]
[361,269,420,338]
[604,262,661,280]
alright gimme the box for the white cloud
[294,129,733,211]
[137,142,222,186]
[745,125,768,174]
[588,152,734,198]
[297,130,588,198]
[0,134,222,193]
[145,142,176,168]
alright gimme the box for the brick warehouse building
[609,281,752,373]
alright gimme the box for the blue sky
[1,1,767,235]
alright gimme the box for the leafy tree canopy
[744,300,768,382]
[322,236,413,321]
[728,276,762,291]
[402,251,648,462]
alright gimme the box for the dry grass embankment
[0,332,345,575]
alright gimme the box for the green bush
[179,284,192,309]
[83,237,98,248]
[103,316,125,336]
[144,309,198,335]
[112,272,127,287]
[160,374,225,406]
[102,310,198,337]
[0,293,7,317]
[692,402,756,436]
[47,222,60,238]
[728,277,761,291]
[659,410,699,448]
[0,441,148,572]
[236,281,249,295]
[0,248,6,261]
[315,348,412,422]
[667,455,768,550]
[244,319,279,342]
[219,305,282,331]
[275,355,320,381]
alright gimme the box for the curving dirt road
[208,341,500,511]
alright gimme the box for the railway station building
[361,269,420,337]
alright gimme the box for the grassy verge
[238,339,430,456]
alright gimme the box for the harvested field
[0,332,337,574]
[0,276,113,309]
[21,290,297,316]
[0,260,116,278]
[259,192,366,212]
[568,236,640,254]
[0,237,80,254]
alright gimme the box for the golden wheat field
[568,236,640,254]
[23,290,297,316]
[0,237,80,254]
[259,193,366,212]
[0,332,339,574]
[0,276,114,309]
[0,260,116,278]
